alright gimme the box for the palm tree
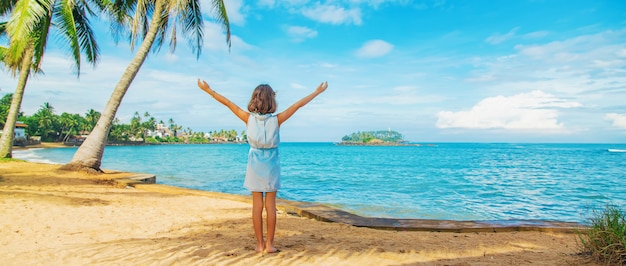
[0,0,101,158]
[0,93,13,126]
[130,111,142,139]
[168,117,175,131]
[58,112,81,142]
[39,102,57,140]
[84,108,100,132]
[62,0,230,172]
[141,112,156,141]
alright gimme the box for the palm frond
[180,0,203,58]
[168,18,177,54]
[208,0,230,49]
[130,0,152,50]
[30,1,53,72]
[0,45,7,61]
[5,0,47,67]
[0,21,6,37]
[0,0,18,16]
[80,0,99,17]
[54,0,81,73]
[4,0,52,74]
[107,0,133,43]
[152,8,170,54]
[73,5,99,66]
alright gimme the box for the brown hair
[247,84,277,114]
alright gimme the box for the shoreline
[130,181,583,233]
[13,142,584,231]
[335,142,436,147]
[11,141,249,151]
[11,142,69,150]
[0,160,596,265]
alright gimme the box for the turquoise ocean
[14,142,626,223]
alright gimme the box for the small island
[337,130,430,146]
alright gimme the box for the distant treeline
[1,95,244,144]
[341,130,404,143]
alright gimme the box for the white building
[14,122,27,140]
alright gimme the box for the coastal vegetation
[0,0,101,158]
[0,0,231,170]
[64,0,231,172]
[341,130,405,144]
[578,204,626,265]
[0,96,245,145]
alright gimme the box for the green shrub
[145,137,159,144]
[578,204,626,265]
[0,158,22,162]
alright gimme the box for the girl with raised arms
[197,79,328,253]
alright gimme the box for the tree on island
[341,130,405,143]
[62,0,231,173]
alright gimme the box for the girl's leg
[251,192,264,252]
[264,191,278,253]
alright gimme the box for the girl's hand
[316,81,328,94]
[197,79,215,96]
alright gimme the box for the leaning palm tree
[61,0,230,172]
[0,0,101,158]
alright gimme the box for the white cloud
[436,90,582,130]
[202,22,252,52]
[321,85,445,106]
[355,40,394,58]
[258,0,275,8]
[285,25,318,42]
[515,44,548,58]
[523,30,549,39]
[290,83,307,90]
[164,53,179,62]
[485,27,519,45]
[301,4,362,25]
[466,74,495,82]
[469,29,626,103]
[605,113,626,129]
[0,53,129,116]
[512,31,625,63]
[592,59,624,68]
[372,86,446,105]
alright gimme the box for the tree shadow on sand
[49,214,595,265]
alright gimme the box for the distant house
[146,123,174,138]
[65,130,90,145]
[14,122,27,140]
[0,121,29,146]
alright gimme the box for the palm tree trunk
[60,0,166,172]
[0,46,34,158]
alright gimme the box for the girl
[197,79,328,253]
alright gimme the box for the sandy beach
[0,156,598,265]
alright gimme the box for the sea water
[13,143,626,222]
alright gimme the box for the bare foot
[256,243,265,253]
[265,245,279,253]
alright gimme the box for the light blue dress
[244,113,281,192]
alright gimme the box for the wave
[608,149,626,153]
[12,150,61,164]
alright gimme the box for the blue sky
[1,0,625,143]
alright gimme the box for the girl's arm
[197,79,249,123]
[277,81,328,126]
